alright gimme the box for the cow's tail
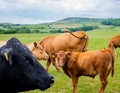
[65,29,88,52]
[108,43,115,78]
[64,29,86,39]
[110,50,114,78]
[111,57,114,78]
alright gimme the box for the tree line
[101,18,120,26]
[0,25,99,34]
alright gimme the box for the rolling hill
[55,17,104,24]
[0,17,120,33]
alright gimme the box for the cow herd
[29,30,89,71]
[0,30,120,93]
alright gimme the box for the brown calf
[55,47,115,93]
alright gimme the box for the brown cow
[26,42,49,60]
[55,45,115,93]
[108,34,120,48]
[38,31,89,71]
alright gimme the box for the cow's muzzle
[49,76,54,87]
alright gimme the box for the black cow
[0,37,54,93]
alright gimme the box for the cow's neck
[62,53,79,77]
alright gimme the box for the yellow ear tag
[4,52,9,61]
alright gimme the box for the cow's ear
[34,42,37,48]
[66,52,71,58]
[3,48,13,65]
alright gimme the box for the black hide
[0,37,54,93]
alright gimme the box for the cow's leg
[51,57,60,71]
[46,58,51,71]
[54,58,60,71]
[71,76,78,93]
[99,76,108,93]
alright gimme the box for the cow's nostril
[49,76,54,86]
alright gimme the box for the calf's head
[32,42,49,60]
[0,37,54,92]
[55,51,71,67]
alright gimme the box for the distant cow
[37,30,89,71]
[0,37,54,93]
[55,45,115,93]
[108,34,120,48]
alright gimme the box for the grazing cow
[55,46,115,93]
[26,42,49,60]
[38,31,89,71]
[108,34,120,48]
[0,37,54,93]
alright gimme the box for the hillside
[0,17,120,33]
[49,17,105,29]
[55,17,104,24]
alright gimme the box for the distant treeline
[49,25,99,33]
[101,18,120,26]
[68,26,99,32]
[0,24,99,34]
[0,27,31,34]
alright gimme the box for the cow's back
[0,41,6,47]
[52,31,88,52]
[26,43,34,51]
[76,49,113,76]
[39,36,55,54]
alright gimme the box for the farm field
[0,28,120,93]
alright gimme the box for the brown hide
[56,49,114,93]
[40,36,55,54]
[108,34,120,48]
[53,31,88,52]
[39,31,89,71]
[26,42,49,60]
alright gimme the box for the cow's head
[0,37,54,92]
[31,42,49,60]
[55,51,71,67]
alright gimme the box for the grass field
[0,28,120,93]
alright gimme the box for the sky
[0,0,120,24]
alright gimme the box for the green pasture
[0,29,120,93]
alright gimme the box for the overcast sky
[0,0,120,24]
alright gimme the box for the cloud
[60,0,101,11]
[0,0,120,24]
